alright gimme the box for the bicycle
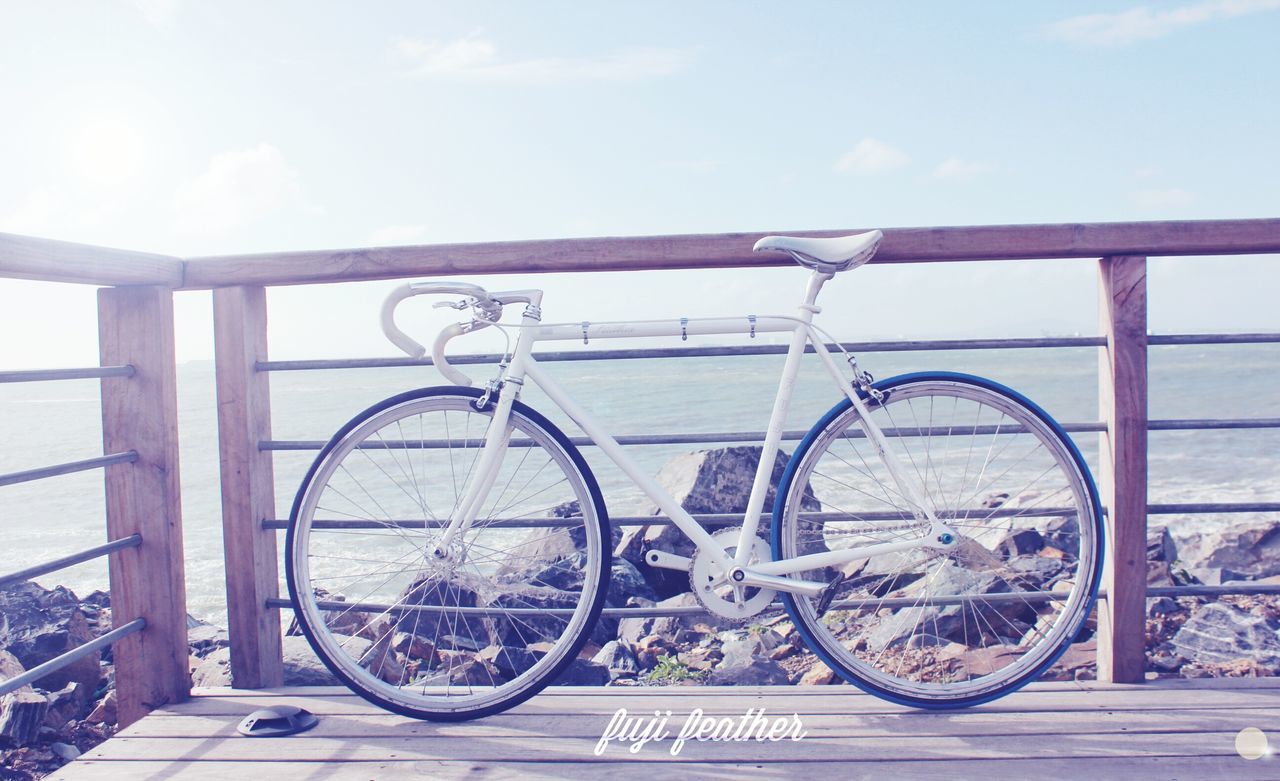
[285,230,1104,720]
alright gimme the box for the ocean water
[1,344,1277,625]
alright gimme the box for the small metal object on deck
[237,705,318,738]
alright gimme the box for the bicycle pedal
[815,572,847,617]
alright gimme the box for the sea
[1,345,1277,625]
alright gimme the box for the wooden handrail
[180,218,1280,288]
[0,233,183,287]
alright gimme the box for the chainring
[689,528,777,622]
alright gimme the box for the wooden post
[98,286,190,726]
[1096,255,1148,683]
[213,286,284,688]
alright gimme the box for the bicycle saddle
[753,230,883,273]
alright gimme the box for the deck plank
[46,680,1280,780]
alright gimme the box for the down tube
[520,359,731,568]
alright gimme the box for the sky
[1,0,1278,368]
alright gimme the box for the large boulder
[863,565,1037,652]
[1175,521,1280,581]
[615,447,819,598]
[1169,602,1280,671]
[0,582,102,695]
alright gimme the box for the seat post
[801,268,834,308]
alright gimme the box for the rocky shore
[3,446,1277,779]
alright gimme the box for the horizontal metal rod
[0,618,146,697]
[271,589,1077,620]
[262,416,1280,452]
[0,533,142,588]
[256,331,1280,373]
[263,506,1078,531]
[1147,332,1280,346]
[0,365,134,384]
[263,423,1104,452]
[1147,584,1280,597]
[0,451,137,488]
[1148,502,1280,515]
[267,582,1280,623]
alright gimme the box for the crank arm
[645,550,691,571]
[733,569,827,598]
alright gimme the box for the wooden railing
[2,218,1278,718]
[0,237,189,727]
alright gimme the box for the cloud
[125,0,181,27]
[0,187,65,235]
[660,160,721,173]
[931,158,992,180]
[397,32,690,84]
[367,224,428,245]
[1046,0,1280,45]
[1131,187,1195,210]
[173,143,304,236]
[834,138,911,175]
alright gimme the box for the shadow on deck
[46,677,1280,780]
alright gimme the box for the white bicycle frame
[416,269,960,599]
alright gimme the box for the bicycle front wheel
[286,387,610,720]
[774,372,1102,708]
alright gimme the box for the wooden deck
[46,678,1280,780]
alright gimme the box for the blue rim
[770,371,1105,709]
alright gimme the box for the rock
[707,651,790,686]
[282,634,373,686]
[85,690,116,725]
[392,577,487,650]
[1148,527,1177,563]
[187,619,230,659]
[633,634,676,669]
[550,658,611,686]
[863,565,1036,651]
[614,446,820,598]
[799,661,836,685]
[999,529,1044,557]
[478,645,539,680]
[1176,521,1280,581]
[591,641,639,680]
[1169,602,1280,670]
[0,650,47,748]
[191,647,232,687]
[484,584,581,649]
[50,742,81,761]
[1147,596,1180,617]
[1044,639,1097,680]
[41,683,88,729]
[419,655,503,687]
[607,559,656,606]
[616,593,706,646]
[0,582,102,693]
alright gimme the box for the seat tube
[734,270,831,564]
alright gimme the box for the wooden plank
[0,232,183,286]
[150,687,1280,717]
[212,286,284,688]
[1095,256,1149,684]
[97,286,191,727]
[115,707,1280,740]
[179,219,1280,288]
[43,756,1257,781]
[76,730,1246,762]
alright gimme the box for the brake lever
[433,299,470,311]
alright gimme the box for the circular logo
[1236,727,1269,761]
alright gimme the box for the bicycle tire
[773,372,1103,708]
[286,386,610,720]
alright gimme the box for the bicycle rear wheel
[286,387,610,720]
[773,372,1103,708]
